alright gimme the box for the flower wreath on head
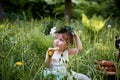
[50,25,74,37]
[55,25,75,46]
[55,25,74,36]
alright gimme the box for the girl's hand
[74,31,78,36]
[74,31,79,38]
[48,47,59,57]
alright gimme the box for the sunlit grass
[0,19,119,80]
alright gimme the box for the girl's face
[54,34,67,52]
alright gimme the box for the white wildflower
[79,30,82,34]
[108,25,111,28]
[86,50,90,54]
[50,27,56,36]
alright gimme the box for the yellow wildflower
[16,62,22,66]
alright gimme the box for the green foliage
[27,26,54,54]
[81,13,111,45]
[9,0,28,7]
[44,0,64,4]
[72,0,120,20]
[0,20,51,80]
[3,0,55,20]
[82,13,108,33]
[2,0,120,21]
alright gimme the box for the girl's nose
[56,39,59,42]
[56,40,59,43]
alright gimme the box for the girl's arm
[44,51,52,68]
[69,32,82,55]
[44,48,57,68]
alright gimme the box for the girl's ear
[65,40,68,49]
[65,45,68,49]
[65,40,70,49]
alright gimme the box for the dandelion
[16,61,22,66]
[50,27,56,36]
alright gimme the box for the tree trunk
[64,0,72,23]
[0,0,5,20]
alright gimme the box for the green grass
[0,19,120,80]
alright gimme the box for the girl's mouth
[54,44,58,47]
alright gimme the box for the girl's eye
[59,39,63,41]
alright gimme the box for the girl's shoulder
[62,49,69,61]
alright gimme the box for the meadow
[0,18,120,80]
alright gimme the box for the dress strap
[62,50,69,62]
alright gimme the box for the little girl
[43,26,90,80]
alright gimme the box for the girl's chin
[54,46,59,48]
[54,45,58,48]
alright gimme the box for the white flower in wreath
[50,27,56,36]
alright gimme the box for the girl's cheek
[53,41,56,46]
[54,39,57,43]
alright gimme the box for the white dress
[43,50,90,80]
